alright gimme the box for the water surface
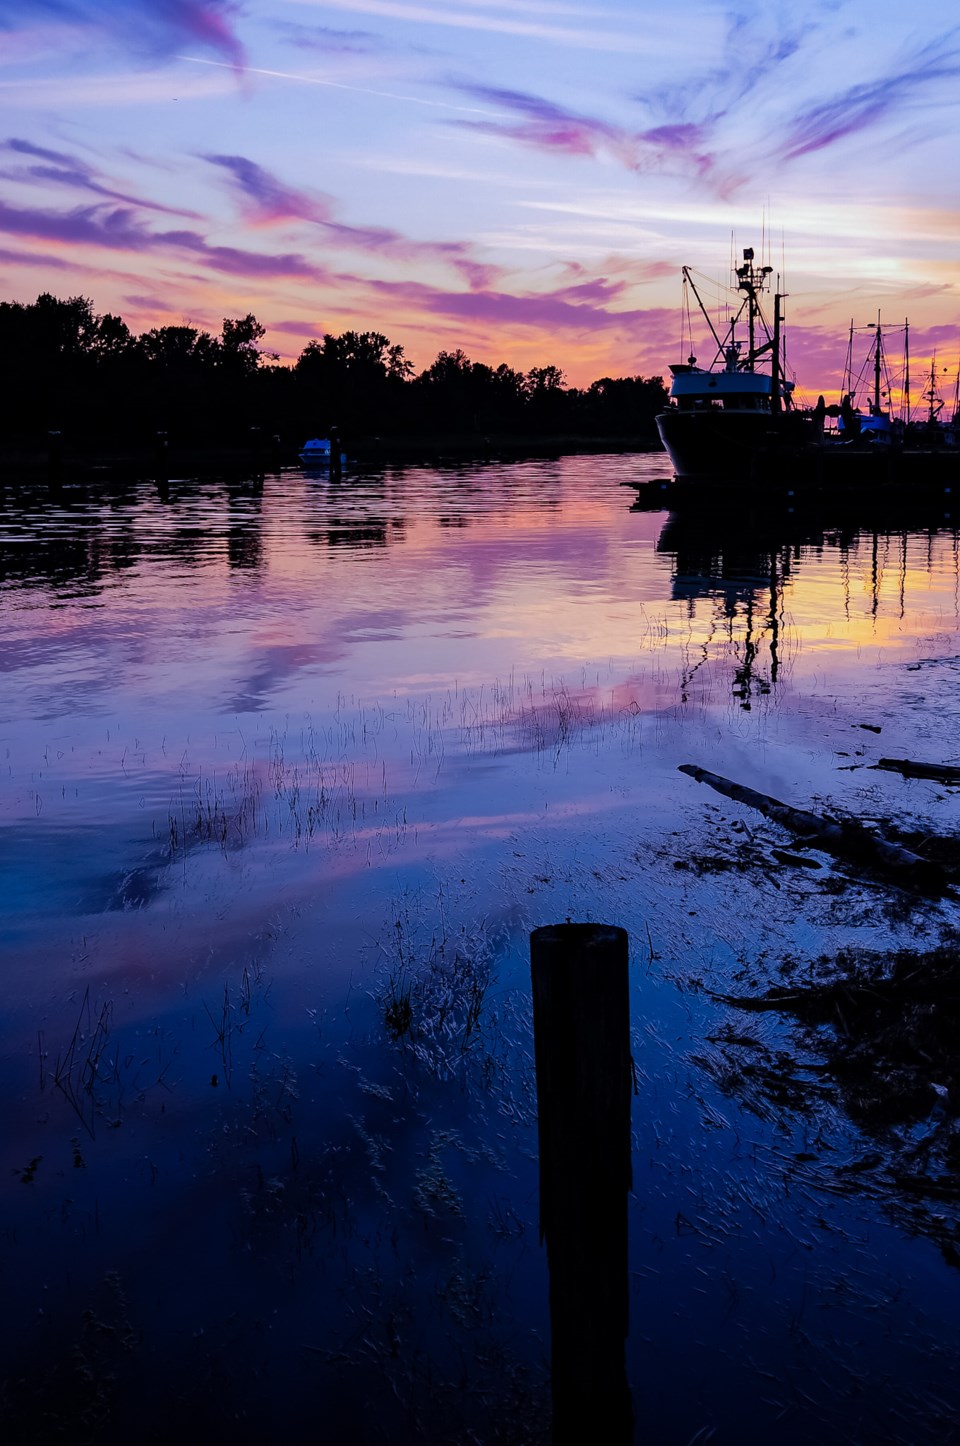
[3,454,960,1443]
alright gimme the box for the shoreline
[0,432,664,483]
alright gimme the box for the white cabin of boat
[667,360,795,412]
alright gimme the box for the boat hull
[656,410,959,490]
[655,409,816,482]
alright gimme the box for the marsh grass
[52,988,117,1137]
[49,989,181,1136]
[376,911,500,1083]
[159,677,646,886]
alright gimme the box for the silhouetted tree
[0,292,668,451]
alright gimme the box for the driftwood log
[678,763,945,891]
[874,758,960,784]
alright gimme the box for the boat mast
[904,320,910,424]
[843,320,854,400]
[771,291,782,414]
[924,355,941,424]
[735,248,773,371]
[874,314,882,412]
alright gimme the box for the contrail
[177,55,506,116]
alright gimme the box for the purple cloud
[3,138,201,218]
[203,154,333,225]
[777,39,960,160]
[0,244,77,269]
[0,199,155,249]
[270,319,327,338]
[123,293,173,310]
[165,233,330,280]
[0,197,332,281]
[452,83,714,176]
[204,153,500,289]
[3,1,244,67]
[271,21,386,56]
[365,276,671,334]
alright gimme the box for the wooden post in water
[530,923,633,1445]
[47,429,62,477]
[329,426,342,481]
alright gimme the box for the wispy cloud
[270,20,389,55]
[0,243,78,270]
[290,0,661,54]
[451,22,960,192]
[365,275,669,333]
[641,9,806,126]
[776,35,960,161]
[2,0,244,67]
[0,199,155,250]
[203,152,500,287]
[202,154,334,225]
[2,138,201,218]
[0,197,333,281]
[164,231,333,280]
[452,83,715,176]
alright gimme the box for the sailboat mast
[874,314,882,412]
[927,356,938,424]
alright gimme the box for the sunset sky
[2,0,959,392]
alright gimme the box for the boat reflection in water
[647,481,959,708]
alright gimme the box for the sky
[1,0,959,392]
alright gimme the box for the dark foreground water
[3,453,960,1443]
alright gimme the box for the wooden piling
[530,922,633,1445]
[47,429,63,476]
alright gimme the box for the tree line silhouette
[1,292,668,449]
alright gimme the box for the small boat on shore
[655,249,959,491]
